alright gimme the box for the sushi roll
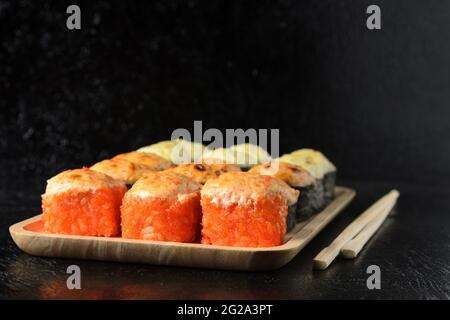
[165,162,241,185]
[249,161,320,225]
[42,167,127,236]
[201,172,299,247]
[202,143,271,170]
[279,148,337,206]
[90,158,155,185]
[137,139,205,164]
[113,151,172,171]
[121,171,202,242]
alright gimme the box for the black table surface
[0,178,449,300]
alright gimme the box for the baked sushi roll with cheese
[249,161,320,225]
[90,158,154,185]
[121,171,202,242]
[113,151,172,171]
[279,148,336,207]
[201,147,234,164]
[137,139,205,164]
[165,162,241,185]
[202,143,271,170]
[231,143,271,170]
[42,168,127,236]
[201,172,299,247]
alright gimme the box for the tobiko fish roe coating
[200,172,299,247]
[121,171,202,242]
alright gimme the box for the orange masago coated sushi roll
[42,167,127,236]
[121,171,202,242]
[201,172,299,247]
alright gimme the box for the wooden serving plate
[9,186,355,271]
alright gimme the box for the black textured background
[1,0,450,300]
[1,0,449,186]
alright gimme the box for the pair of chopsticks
[313,189,399,270]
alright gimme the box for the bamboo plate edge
[9,186,355,271]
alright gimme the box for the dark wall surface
[1,0,449,186]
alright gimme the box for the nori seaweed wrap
[322,171,336,204]
[286,202,297,231]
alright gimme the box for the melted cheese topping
[231,143,272,165]
[45,167,125,196]
[127,171,201,199]
[201,171,299,206]
[202,144,271,168]
[278,149,336,179]
[201,148,235,164]
[137,139,205,163]
[249,161,316,187]
[90,158,154,184]
[166,162,241,184]
[113,151,172,170]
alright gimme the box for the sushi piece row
[136,142,337,215]
[42,169,298,247]
[41,140,337,247]
[137,140,271,170]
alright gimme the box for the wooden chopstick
[340,192,398,258]
[313,190,399,270]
